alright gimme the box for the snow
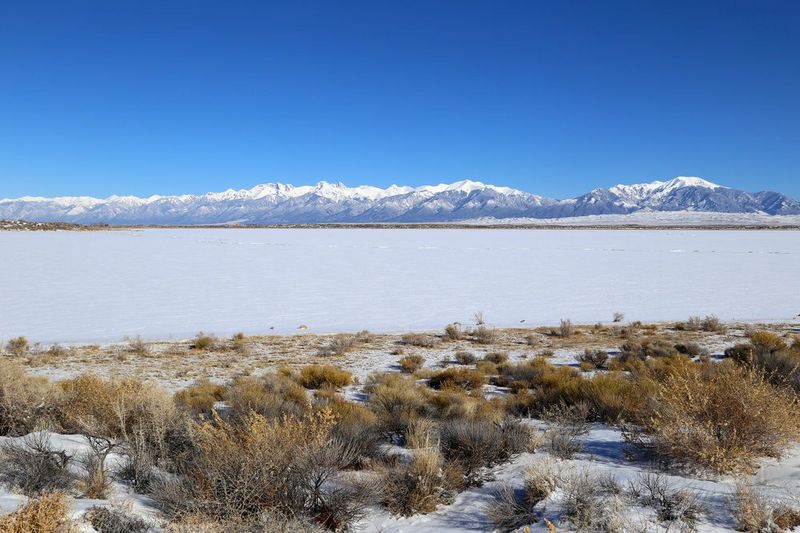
[0,228,798,344]
[465,210,800,226]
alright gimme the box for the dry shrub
[444,323,462,341]
[84,506,150,533]
[560,469,622,531]
[647,362,800,473]
[318,331,371,356]
[401,333,438,348]
[381,447,461,516]
[749,331,788,355]
[125,335,150,355]
[472,325,498,345]
[0,492,75,533]
[474,360,498,375]
[485,459,558,531]
[426,388,503,422]
[730,481,800,532]
[581,372,653,424]
[151,409,374,529]
[629,472,704,528]
[0,359,58,436]
[226,374,310,421]
[558,319,574,337]
[175,379,226,417]
[298,364,352,389]
[405,418,439,449]
[485,483,538,531]
[0,433,74,496]
[427,367,486,391]
[503,360,584,416]
[368,376,431,437]
[542,403,590,459]
[576,349,608,369]
[483,351,509,364]
[701,315,725,333]
[75,436,118,499]
[192,332,217,351]
[439,418,534,486]
[163,511,325,533]
[454,350,476,365]
[727,334,800,393]
[57,374,175,438]
[621,338,678,359]
[397,354,425,374]
[675,342,705,357]
[5,336,29,356]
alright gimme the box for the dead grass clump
[0,492,75,533]
[298,364,352,389]
[472,325,498,345]
[444,323,462,341]
[401,333,438,348]
[192,332,217,351]
[381,447,461,516]
[0,433,74,496]
[0,359,58,436]
[5,336,29,356]
[576,349,608,369]
[647,362,800,473]
[427,367,486,391]
[558,319,574,337]
[398,354,425,374]
[175,379,226,417]
[454,350,476,365]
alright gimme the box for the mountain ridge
[1,177,798,224]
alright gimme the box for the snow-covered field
[1,228,799,343]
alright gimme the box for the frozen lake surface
[1,228,798,343]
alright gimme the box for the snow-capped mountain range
[1,177,797,224]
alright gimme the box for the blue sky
[1,0,798,199]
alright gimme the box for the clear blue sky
[1,0,798,199]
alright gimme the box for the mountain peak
[0,177,797,224]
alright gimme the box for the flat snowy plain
[1,228,798,343]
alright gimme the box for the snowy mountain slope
[0,177,797,224]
